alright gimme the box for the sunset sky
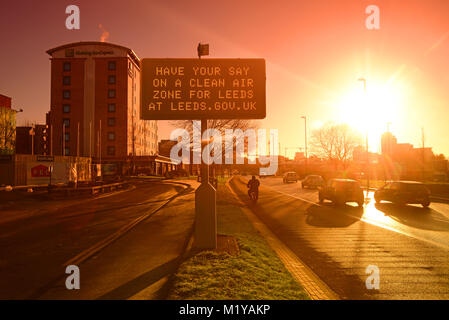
[1,0,449,158]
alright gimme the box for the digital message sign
[141,58,266,120]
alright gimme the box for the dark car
[302,175,324,189]
[318,178,364,206]
[374,181,431,207]
[283,172,298,183]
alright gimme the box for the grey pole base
[194,181,217,250]
[193,118,217,250]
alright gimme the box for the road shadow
[98,258,179,300]
[375,203,449,231]
[228,176,379,299]
[305,203,364,228]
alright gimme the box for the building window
[63,76,71,85]
[108,89,116,98]
[107,146,115,155]
[107,117,116,126]
[108,132,115,141]
[108,103,116,112]
[63,118,70,128]
[65,132,70,142]
[108,61,116,70]
[108,75,116,84]
[63,104,70,113]
[63,90,71,99]
[64,147,70,156]
[63,62,71,72]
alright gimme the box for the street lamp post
[358,78,369,197]
[301,116,307,175]
[29,125,35,156]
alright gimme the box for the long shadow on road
[305,204,364,228]
[229,176,376,300]
[375,203,449,232]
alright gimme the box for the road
[0,180,189,299]
[231,176,449,299]
[263,177,449,250]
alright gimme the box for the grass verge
[166,183,309,300]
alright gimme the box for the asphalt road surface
[0,181,185,299]
[231,176,449,299]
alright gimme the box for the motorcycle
[248,188,258,202]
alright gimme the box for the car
[318,178,364,206]
[374,181,431,207]
[301,175,324,189]
[283,172,298,183]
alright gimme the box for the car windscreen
[401,183,427,192]
[335,181,360,190]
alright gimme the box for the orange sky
[1,0,449,157]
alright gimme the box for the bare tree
[0,108,16,155]
[170,119,259,175]
[171,119,257,137]
[310,122,362,165]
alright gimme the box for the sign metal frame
[140,58,266,120]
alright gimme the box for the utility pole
[89,121,92,158]
[301,116,307,175]
[358,78,369,197]
[29,125,35,156]
[50,124,53,156]
[77,122,80,157]
[99,120,102,181]
[421,127,425,182]
[194,43,216,250]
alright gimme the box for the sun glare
[336,80,404,152]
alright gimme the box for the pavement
[0,179,198,299]
[226,180,338,300]
[230,176,449,300]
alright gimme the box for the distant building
[15,125,48,155]
[352,145,379,163]
[45,42,158,162]
[381,131,397,155]
[380,132,437,180]
[0,94,11,109]
[294,152,305,162]
[158,139,177,158]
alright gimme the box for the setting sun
[336,79,405,152]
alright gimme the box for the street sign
[141,58,266,120]
[31,165,50,178]
[37,155,54,162]
[0,155,12,161]
[197,43,209,57]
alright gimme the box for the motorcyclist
[247,175,260,200]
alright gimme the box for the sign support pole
[194,118,217,250]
